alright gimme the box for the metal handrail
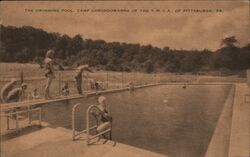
[72,103,96,141]
[72,103,82,140]
[1,107,42,132]
[72,103,112,145]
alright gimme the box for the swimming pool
[40,84,232,157]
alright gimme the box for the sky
[1,1,249,51]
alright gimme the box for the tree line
[0,25,249,73]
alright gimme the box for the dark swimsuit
[45,59,53,77]
[101,108,112,123]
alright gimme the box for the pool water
[40,84,231,157]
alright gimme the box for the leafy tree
[0,25,249,72]
[221,36,238,48]
[144,60,154,73]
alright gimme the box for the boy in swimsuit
[74,64,92,95]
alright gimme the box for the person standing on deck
[44,49,55,99]
[129,81,135,91]
[74,64,92,95]
[94,79,100,92]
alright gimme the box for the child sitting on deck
[31,88,41,99]
[61,82,70,96]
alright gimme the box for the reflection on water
[41,85,231,157]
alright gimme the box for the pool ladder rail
[72,103,113,145]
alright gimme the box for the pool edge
[204,84,235,157]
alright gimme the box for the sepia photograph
[0,1,249,157]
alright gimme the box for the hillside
[0,25,249,73]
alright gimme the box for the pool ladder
[72,103,112,145]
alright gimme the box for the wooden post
[20,71,24,84]
[86,73,89,92]
[153,73,155,84]
[59,72,61,96]
[133,72,136,85]
[6,116,10,130]
[16,113,19,133]
[122,71,124,88]
[154,73,156,84]
[39,109,42,126]
[28,105,31,125]
[106,71,109,89]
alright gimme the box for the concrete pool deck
[1,83,249,157]
[1,126,166,157]
[228,83,249,157]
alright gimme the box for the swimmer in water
[182,83,187,89]
[163,99,168,104]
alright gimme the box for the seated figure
[31,88,41,99]
[61,82,70,96]
[91,96,112,140]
